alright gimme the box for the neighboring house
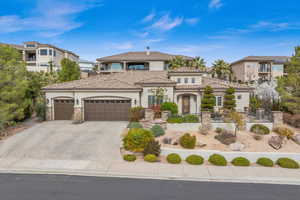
[230,56,290,83]
[97,50,193,72]
[43,68,253,121]
[0,41,79,72]
[79,60,96,71]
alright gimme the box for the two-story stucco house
[43,68,253,121]
[97,51,193,72]
[230,56,290,83]
[1,41,79,72]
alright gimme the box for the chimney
[146,46,150,55]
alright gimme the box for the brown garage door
[54,99,74,120]
[84,99,131,121]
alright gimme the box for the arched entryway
[175,93,200,115]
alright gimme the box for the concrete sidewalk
[1,158,300,185]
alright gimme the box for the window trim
[39,49,48,56]
[216,96,223,107]
[184,78,188,84]
[191,77,195,83]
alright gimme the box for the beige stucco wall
[231,62,246,82]
[149,61,165,71]
[170,75,202,85]
[244,62,259,81]
[235,92,250,112]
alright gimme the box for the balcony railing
[26,58,36,62]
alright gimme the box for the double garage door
[84,99,131,121]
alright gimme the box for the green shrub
[208,154,227,166]
[130,106,144,122]
[167,153,182,164]
[256,157,274,167]
[123,154,136,162]
[143,139,161,156]
[215,127,223,134]
[185,155,204,165]
[144,154,157,162]
[167,116,184,123]
[231,157,250,166]
[123,128,154,152]
[273,126,295,139]
[35,100,46,121]
[179,133,196,149]
[127,122,143,129]
[160,102,178,115]
[150,125,165,137]
[276,158,299,169]
[183,114,199,123]
[250,124,270,135]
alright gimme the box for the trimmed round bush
[250,124,270,135]
[179,133,196,149]
[256,157,274,167]
[167,153,182,164]
[123,128,154,152]
[123,154,136,162]
[231,157,250,166]
[160,102,178,115]
[144,154,157,162]
[208,154,227,166]
[273,126,295,139]
[276,158,299,169]
[127,122,143,129]
[185,155,204,165]
[151,125,165,137]
[183,114,199,123]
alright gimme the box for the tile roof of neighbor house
[43,71,252,91]
[168,67,206,73]
[97,51,194,62]
[231,56,291,65]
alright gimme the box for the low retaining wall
[161,147,300,163]
[167,122,274,132]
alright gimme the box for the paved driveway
[0,121,127,170]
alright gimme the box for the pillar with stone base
[46,107,52,121]
[73,107,83,121]
[201,111,211,129]
[272,111,283,127]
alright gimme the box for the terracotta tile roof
[43,71,173,90]
[97,51,193,62]
[231,56,290,65]
[168,67,206,73]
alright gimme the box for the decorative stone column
[145,109,154,121]
[256,108,264,120]
[73,107,83,121]
[272,111,283,127]
[161,111,170,121]
[201,111,211,128]
[238,112,247,131]
[46,107,52,121]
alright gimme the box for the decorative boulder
[229,142,245,151]
[268,136,283,150]
[292,134,300,145]
[196,141,207,148]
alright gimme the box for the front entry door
[182,96,190,114]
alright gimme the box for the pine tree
[201,86,216,112]
[58,58,80,82]
[223,87,236,110]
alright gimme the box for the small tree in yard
[223,87,236,110]
[201,86,216,112]
[226,111,245,136]
[58,58,80,82]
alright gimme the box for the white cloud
[142,11,155,23]
[185,17,199,25]
[144,38,165,43]
[209,0,223,9]
[149,14,183,31]
[0,0,102,37]
[250,21,292,31]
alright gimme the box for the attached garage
[54,99,74,120]
[84,99,131,121]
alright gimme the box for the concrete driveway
[0,121,127,170]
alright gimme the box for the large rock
[293,133,300,145]
[268,136,283,150]
[229,142,245,151]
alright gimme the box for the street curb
[0,168,300,186]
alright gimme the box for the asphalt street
[0,174,299,200]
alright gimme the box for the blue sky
[1,0,300,65]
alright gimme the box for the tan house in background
[0,41,79,72]
[97,50,193,72]
[230,56,290,83]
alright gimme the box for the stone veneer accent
[46,107,52,121]
[272,111,283,126]
[145,109,154,121]
[238,112,247,131]
[161,111,171,121]
[201,111,211,127]
[73,107,83,121]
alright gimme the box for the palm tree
[169,56,186,69]
[211,59,232,80]
[189,56,206,70]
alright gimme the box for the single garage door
[54,99,74,120]
[84,99,131,121]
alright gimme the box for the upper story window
[237,95,242,100]
[177,78,181,83]
[39,49,47,56]
[191,78,195,83]
[49,49,52,56]
[216,96,223,106]
[184,78,188,83]
[53,50,56,57]
[26,44,36,48]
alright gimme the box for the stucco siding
[149,61,165,71]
